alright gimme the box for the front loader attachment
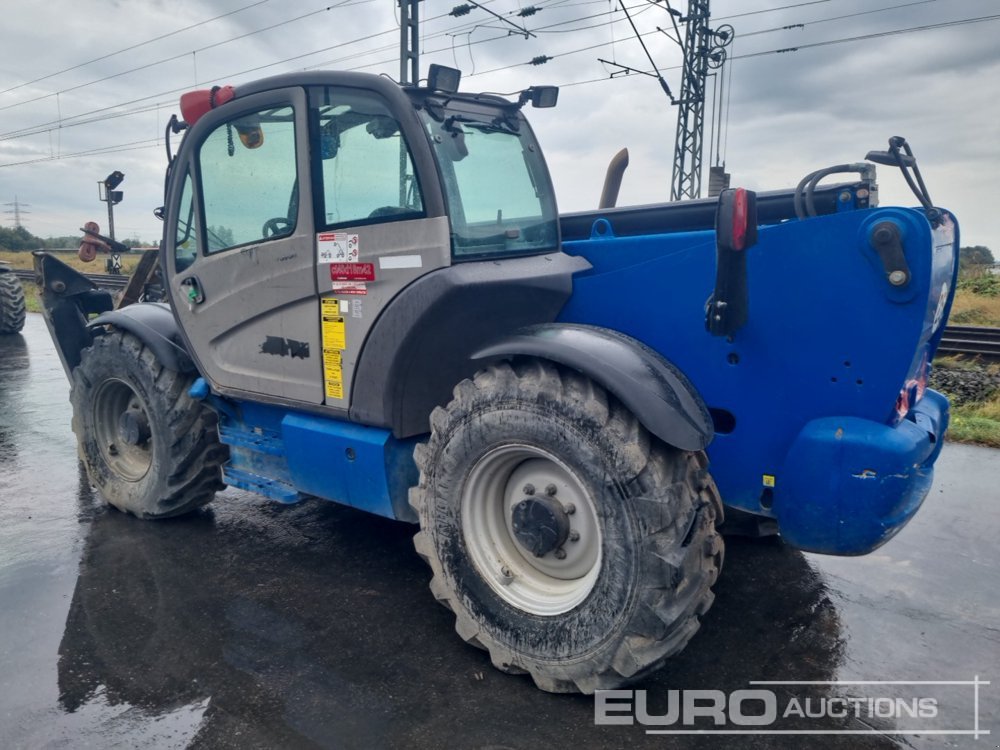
[33,252,114,377]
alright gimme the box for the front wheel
[71,330,227,518]
[410,360,724,693]
[0,271,26,334]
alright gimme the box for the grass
[934,354,1000,449]
[4,248,140,316]
[24,290,42,314]
[0,249,141,275]
[949,287,1000,328]
[936,285,1000,447]
[948,408,1000,448]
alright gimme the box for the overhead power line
[0,139,161,169]
[0,0,272,98]
[0,0,374,115]
[3,4,997,170]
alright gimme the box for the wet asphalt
[0,313,997,750]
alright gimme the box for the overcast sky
[0,0,997,248]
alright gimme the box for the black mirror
[428,64,461,93]
[529,86,559,108]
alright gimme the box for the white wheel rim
[461,444,602,616]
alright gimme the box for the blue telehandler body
[35,66,958,694]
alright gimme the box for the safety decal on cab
[330,263,375,282]
[331,281,367,296]
[317,232,359,263]
[321,298,347,401]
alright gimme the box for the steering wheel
[262,217,292,238]
[368,206,409,220]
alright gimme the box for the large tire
[410,360,724,694]
[71,330,227,519]
[0,271,26,334]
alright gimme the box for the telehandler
[35,66,958,693]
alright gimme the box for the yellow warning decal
[321,298,346,400]
[323,350,343,400]
[762,474,776,488]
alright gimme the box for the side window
[174,171,200,272]
[310,88,424,228]
[198,106,297,253]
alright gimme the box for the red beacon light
[180,85,236,126]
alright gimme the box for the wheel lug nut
[523,484,535,495]
[564,503,576,515]
[545,484,557,496]
[554,548,567,559]
[569,530,580,542]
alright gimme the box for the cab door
[165,88,325,405]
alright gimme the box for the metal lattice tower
[399,0,420,85]
[4,195,30,229]
[670,1,712,202]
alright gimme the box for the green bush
[957,274,1000,297]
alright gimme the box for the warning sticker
[321,298,347,400]
[317,232,359,263]
[332,281,367,296]
[762,474,776,488]
[323,350,343,400]
[330,262,375,282]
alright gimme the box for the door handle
[180,276,205,305]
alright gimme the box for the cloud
[0,0,997,247]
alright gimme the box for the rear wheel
[0,271,26,334]
[410,360,724,693]
[71,330,226,519]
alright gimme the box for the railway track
[13,268,1000,359]
[937,325,1000,360]
[13,268,129,291]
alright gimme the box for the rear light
[731,188,749,251]
[717,187,757,252]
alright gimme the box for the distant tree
[206,225,235,252]
[0,226,44,251]
[959,245,995,269]
[43,236,82,249]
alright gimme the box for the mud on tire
[0,271,26,334]
[409,359,724,694]
[71,330,227,519]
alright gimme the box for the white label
[379,254,422,270]
[318,232,359,263]
[339,299,350,313]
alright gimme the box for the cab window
[197,105,298,253]
[418,101,558,260]
[174,171,200,272]
[309,88,424,229]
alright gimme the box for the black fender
[473,324,713,452]
[89,303,195,374]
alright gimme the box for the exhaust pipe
[598,148,629,209]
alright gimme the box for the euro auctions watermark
[595,678,991,738]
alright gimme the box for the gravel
[930,363,1000,405]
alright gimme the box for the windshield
[418,100,558,259]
